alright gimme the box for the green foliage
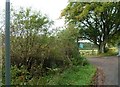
[56,24,80,65]
[2,65,31,85]
[2,64,96,85]
[47,64,96,85]
[1,7,85,78]
[61,2,120,53]
[8,8,56,76]
[71,56,89,66]
[108,31,120,46]
[98,47,118,56]
[1,7,96,85]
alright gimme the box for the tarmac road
[87,56,118,86]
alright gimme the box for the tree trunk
[98,43,106,54]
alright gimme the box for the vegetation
[61,2,120,53]
[108,31,120,46]
[79,50,98,56]
[46,64,96,85]
[1,7,96,85]
[1,2,120,85]
[79,47,118,57]
[2,64,96,85]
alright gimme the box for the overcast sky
[0,0,68,28]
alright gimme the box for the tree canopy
[61,2,120,53]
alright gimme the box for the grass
[1,64,97,85]
[80,47,118,58]
[2,65,96,85]
[85,52,118,58]
[79,50,98,56]
[46,64,96,85]
[24,64,97,85]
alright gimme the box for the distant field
[79,47,118,56]
[79,49,98,56]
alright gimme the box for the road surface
[87,56,118,85]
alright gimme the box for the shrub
[2,65,32,85]
[71,55,89,66]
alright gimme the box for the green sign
[79,43,84,48]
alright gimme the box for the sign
[79,43,84,48]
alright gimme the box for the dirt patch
[91,67,105,87]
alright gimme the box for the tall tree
[61,2,120,53]
[108,30,120,46]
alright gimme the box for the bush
[2,8,85,82]
[72,56,89,66]
[2,65,32,85]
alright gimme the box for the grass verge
[2,60,96,85]
[46,64,96,85]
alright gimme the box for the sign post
[5,0,10,86]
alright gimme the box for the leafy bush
[2,8,87,84]
[71,56,89,66]
[2,65,32,85]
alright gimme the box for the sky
[0,0,68,28]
